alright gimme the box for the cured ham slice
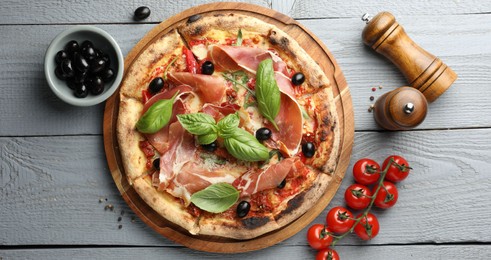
[167,72,226,104]
[209,45,294,95]
[233,158,297,197]
[201,103,240,121]
[267,93,303,156]
[143,85,193,154]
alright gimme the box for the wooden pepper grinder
[373,87,428,130]
[362,12,457,102]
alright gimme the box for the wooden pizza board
[103,2,354,253]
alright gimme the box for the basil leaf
[136,91,179,134]
[217,112,240,138]
[190,183,240,213]
[197,132,218,145]
[236,29,243,46]
[177,113,217,136]
[223,128,270,162]
[256,59,280,130]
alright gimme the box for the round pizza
[117,12,340,240]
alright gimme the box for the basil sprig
[136,91,179,134]
[235,29,243,46]
[178,112,269,161]
[256,59,281,130]
[190,183,239,213]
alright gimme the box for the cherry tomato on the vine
[374,181,399,209]
[326,206,354,234]
[344,184,372,210]
[306,224,334,250]
[353,158,380,185]
[316,248,340,260]
[354,213,380,240]
[383,155,411,182]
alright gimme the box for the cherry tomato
[326,206,354,234]
[353,158,380,185]
[374,181,399,209]
[344,184,372,210]
[316,248,340,260]
[354,213,380,240]
[306,224,333,250]
[382,155,411,182]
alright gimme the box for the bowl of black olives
[44,25,123,106]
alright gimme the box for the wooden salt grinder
[362,12,457,102]
[373,87,428,130]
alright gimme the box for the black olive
[55,50,68,64]
[100,68,115,83]
[66,79,78,90]
[74,53,89,72]
[81,40,93,49]
[302,142,315,158]
[201,141,218,152]
[81,46,97,60]
[74,83,89,98]
[153,158,160,170]
[134,6,151,21]
[55,65,68,80]
[60,59,75,78]
[100,53,110,67]
[64,40,79,55]
[89,58,106,74]
[236,201,251,218]
[201,61,214,75]
[73,71,88,84]
[291,72,305,86]
[88,76,104,95]
[187,14,201,24]
[148,77,164,94]
[277,178,286,189]
[255,127,272,141]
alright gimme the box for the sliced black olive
[81,46,97,60]
[100,68,115,83]
[277,178,286,189]
[55,65,68,80]
[55,50,68,64]
[302,142,315,158]
[153,158,160,170]
[89,58,106,74]
[148,77,164,94]
[64,40,79,55]
[60,59,75,78]
[187,14,201,24]
[291,72,305,86]
[201,141,218,152]
[81,40,93,49]
[255,127,272,141]
[74,53,89,72]
[74,83,89,98]
[236,201,251,218]
[134,6,151,21]
[201,61,214,75]
[88,76,104,95]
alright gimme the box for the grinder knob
[373,87,428,130]
[362,12,457,102]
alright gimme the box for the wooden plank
[0,0,490,24]
[0,0,271,25]
[289,0,491,19]
[1,14,491,136]
[1,245,491,259]
[2,128,491,246]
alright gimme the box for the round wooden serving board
[103,2,354,253]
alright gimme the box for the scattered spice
[371,87,377,92]
[368,104,375,113]
[120,210,125,216]
[118,216,122,222]
[379,85,383,89]
[131,217,136,223]
[370,96,375,101]
[98,198,104,203]
[118,224,123,229]
[104,204,114,211]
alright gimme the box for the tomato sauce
[139,140,155,169]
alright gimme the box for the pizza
[117,12,340,240]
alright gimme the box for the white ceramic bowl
[44,25,124,106]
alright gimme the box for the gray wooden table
[1,0,491,259]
